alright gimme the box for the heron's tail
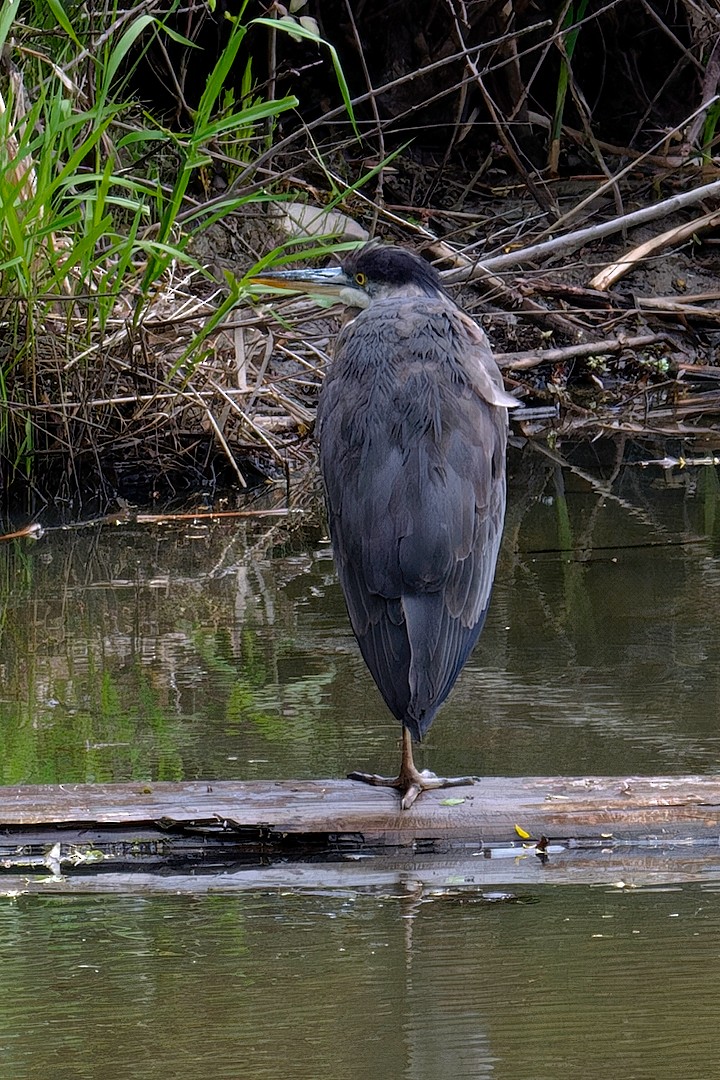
[403,592,489,741]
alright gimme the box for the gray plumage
[252,243,515,806]
[316,251,511,742]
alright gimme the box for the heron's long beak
[250,266,348,294]
[250,265,368,307]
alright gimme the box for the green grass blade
[0,0,21,50]
[252,16,360,140]
[44,0,82,48]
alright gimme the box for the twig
[530,95,720,237]
[190,390,247,488]
[635,454,720,469]
[195,20,554,216]
[0,523,44,544]
[635,298,720,321]
[343,0,385,221]
[134,508,304,523]
[447,2,557,217]
[209,379,285,463]
[684,35,720,149]
[426,241,586,339]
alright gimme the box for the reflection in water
[2,440,720,784]
[0,886,718,1080]
[401,899,495,1078]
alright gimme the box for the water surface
[1,440,720,1079]
[0,885,718,1079]
[2,442,719,785]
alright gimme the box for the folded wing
[317,297,511,741]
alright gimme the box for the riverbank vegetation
[2,0,720,518]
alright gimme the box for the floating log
[0,776,720,893]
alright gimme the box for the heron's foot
[347,767,479,810]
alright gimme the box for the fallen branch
[590,208,720,290]
[441,178,720,282]
[634,297,720,321]
[496,333,666,370]
[427,240,585,340]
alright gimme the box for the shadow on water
[2,437,720,1078]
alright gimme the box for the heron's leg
[348,728,478,810]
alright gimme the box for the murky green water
[2,440,720,1078]
[2,442,720,785]
[1,886,719,1079]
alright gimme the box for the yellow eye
[354,272,367,286]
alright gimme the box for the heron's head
[250,243,444,309]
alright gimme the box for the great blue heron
[252,244,517,808]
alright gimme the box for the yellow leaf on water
[514,824,531,839]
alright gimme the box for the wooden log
[0,773,719,873]
[2,775,720,838]
[1,776,720,895]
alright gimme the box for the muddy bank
[3,1,720,516]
